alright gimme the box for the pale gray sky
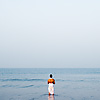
[0,0,100,68]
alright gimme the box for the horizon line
[0,67,100,69]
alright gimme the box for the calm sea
[0,68,100,100]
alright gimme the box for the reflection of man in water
[48,95,55,100]
[47,74,55,95]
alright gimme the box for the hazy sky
[0,0,100,68]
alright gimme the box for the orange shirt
[48,78,55,84]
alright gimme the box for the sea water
[0,68,100,100]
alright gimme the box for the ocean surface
[0,68,100,100]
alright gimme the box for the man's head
[50,74,52,78]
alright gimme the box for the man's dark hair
[50,74,52,78]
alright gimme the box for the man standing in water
[47,74,55,95]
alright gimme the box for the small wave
[29,98,34,100]
[56,79,65,81]
[41,94,58,97]
[1,85,18,88]
[21,85,34,88]
[56,79,84,82]
[0,78,46,82]
[1,84,34,88]
[1,78,96,83]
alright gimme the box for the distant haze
[0,0,100,68]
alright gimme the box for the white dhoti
[48,83,54,94]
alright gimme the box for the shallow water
[0,68,100,100]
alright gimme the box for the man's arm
[53,79,55,84]
[47,79,49,84]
